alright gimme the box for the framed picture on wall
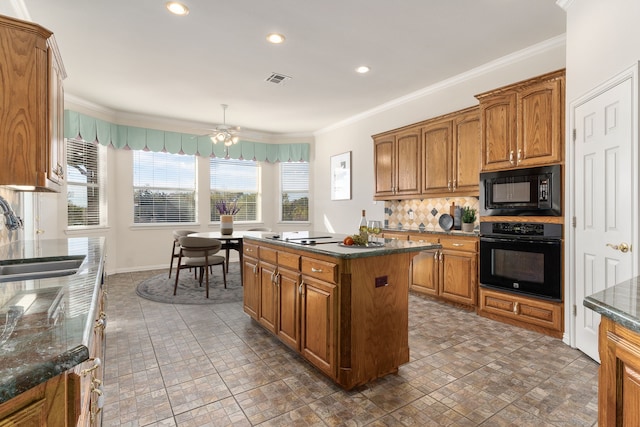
[330,151,351,200]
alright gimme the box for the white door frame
[566,62,640,348]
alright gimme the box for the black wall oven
[479,222,562,301]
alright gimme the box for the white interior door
[573,72,636,362]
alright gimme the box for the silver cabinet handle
[513,301,519,315]
[517,149,522,163]
[452,243,464,247]
[509,150,514,164]
[298,281,304,295]
[311,267,323,273]
[448,180,452,191]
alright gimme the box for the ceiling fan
[202,104,240,146]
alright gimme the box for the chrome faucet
[0,196,23,230]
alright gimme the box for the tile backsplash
[384,197,479,231]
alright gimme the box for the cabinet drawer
[243,243,258,258]
[408,234,439,244]
[440,237,478,252]
[301,257,338,284]
[260,246,278,264]
[479,287,562,332]
[278,251,300,270]
[382,231,409,241]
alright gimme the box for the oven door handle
[480,236,561,245]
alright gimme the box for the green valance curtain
[64,110,310,162]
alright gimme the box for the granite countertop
[584,276,640,333]
[245,232,441,259]
[0,237,106,404]
[383,227,480,237]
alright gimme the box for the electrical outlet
[408,210,414,220]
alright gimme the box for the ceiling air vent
[265,73,292,85]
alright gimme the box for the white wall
[313,41,567,235]
[565,0,640,104]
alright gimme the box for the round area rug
[136,262,242,304]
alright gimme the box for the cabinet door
[300,275,336,378]
[373,135,395,198]
[411,250,439,296]
[395,128,421,196]
[242,256,260,320]
[517,76,564,167]
[276,268,301,350]
[480,92,517,171]
[259,262,278,333]
[47,48,64,186]
[422,120,452,194]
[453,109,480,195]
[599,318,640,426]
[441,250,477,306]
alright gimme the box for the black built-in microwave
[479,165,561,216]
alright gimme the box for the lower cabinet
[410,235,478,307]
[598,316,640,426]
[299,274,336,377]
[241,239,411,389]
[477,286,562,337]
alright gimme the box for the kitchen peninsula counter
[242,233,439,389]
[0,237,106,405]
[584,277,640,425]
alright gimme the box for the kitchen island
[242,232,440,389]
[0,237,106,425]
[584,277,640,426]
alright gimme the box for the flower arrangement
[215,199,240,215]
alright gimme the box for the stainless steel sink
[0,256,86,282]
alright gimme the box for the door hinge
[573,305,577,316]
[572,216,577,228]
[572,128,577,142]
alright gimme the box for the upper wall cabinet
[373,126,421,199]
[0,15,66,192]
[475,69,565,171]
[422,106,480,197]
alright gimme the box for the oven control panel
[480,222,562,239]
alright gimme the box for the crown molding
[315,34,566,136]
[555,0,576,12]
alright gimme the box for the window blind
[281,162,309,221]
[133,151,196,223]
[67,138,101,227]
[210,158,259,222]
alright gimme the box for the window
[210,158,259,222]
[67,138,103,227]
[133,151,196,223]
[281,162,309,221]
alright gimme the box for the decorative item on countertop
[358,209,368,242]
[453,206,462,230]
[461,206,477,232]
[216,199,240,235]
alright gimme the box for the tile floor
[102,267,599,426]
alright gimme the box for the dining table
[187,230,271,281]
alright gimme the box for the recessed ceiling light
[266,33,286,44]
[166,2,189,16]
[356,66,371,74]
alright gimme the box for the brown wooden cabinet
[409,234,478,307]
[0,15,66,192]
[242,238,417,389]
[242,244,260,320]
[476,69,565,171]
[422,107,480,197]
[477,286,562,338]
[598,316,640,426]
[373,126,421,199]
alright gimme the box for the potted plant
[215,199,240,235]
[461,207,477,232]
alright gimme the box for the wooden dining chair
[174,236,226,299]
[169,230,197,278]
